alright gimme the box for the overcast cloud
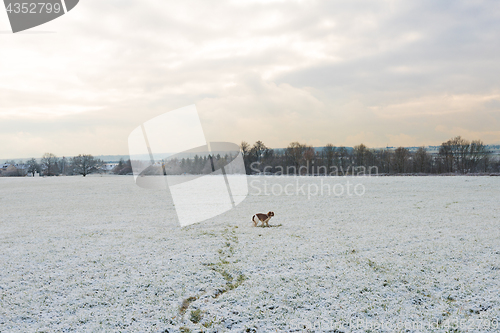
[1,0,500,159]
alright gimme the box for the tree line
[1,135,498,177]
[124,135,499,176]
[240,136,499,175]
[0,153,104,177]
[126,153,237,176]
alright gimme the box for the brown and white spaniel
[252,211,275,227]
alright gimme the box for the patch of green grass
[258,223,282,228]
[367,259,385,272]
[361,287,372,293]
[179,296,197,315]
[199,231,216,237]
[204,228,248,299]
[236,273,247,283]
[220,270,233,282]
[189,309,202,324]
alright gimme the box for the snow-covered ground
[1,175,499,332]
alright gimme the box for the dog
[252,211,275,227]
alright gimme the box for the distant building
[102,163,118,173]
[0,164,28,177]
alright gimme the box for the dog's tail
[252,214,257,227]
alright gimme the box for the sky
[1,0,500,159]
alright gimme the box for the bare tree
[449,136,470,173]
[251,141,269,162]
[286,142,307,171]
[303,145,315,174]
[469,140,489,172]
[438,136,488,173]
[336,146,350,173]
[374,149,392,174]
[240,141,250,158]
[41,153,59,176]
[59,156,70,175]
[323,144,336,172]
[72,154,102,177]
[353,144,369,167]
[438,141,454,173]
[413,147,430,173]
[393,147,409,173]
[26,158,40,176]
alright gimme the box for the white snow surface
[0,175,499,332]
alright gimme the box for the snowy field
[1,175,499,332]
